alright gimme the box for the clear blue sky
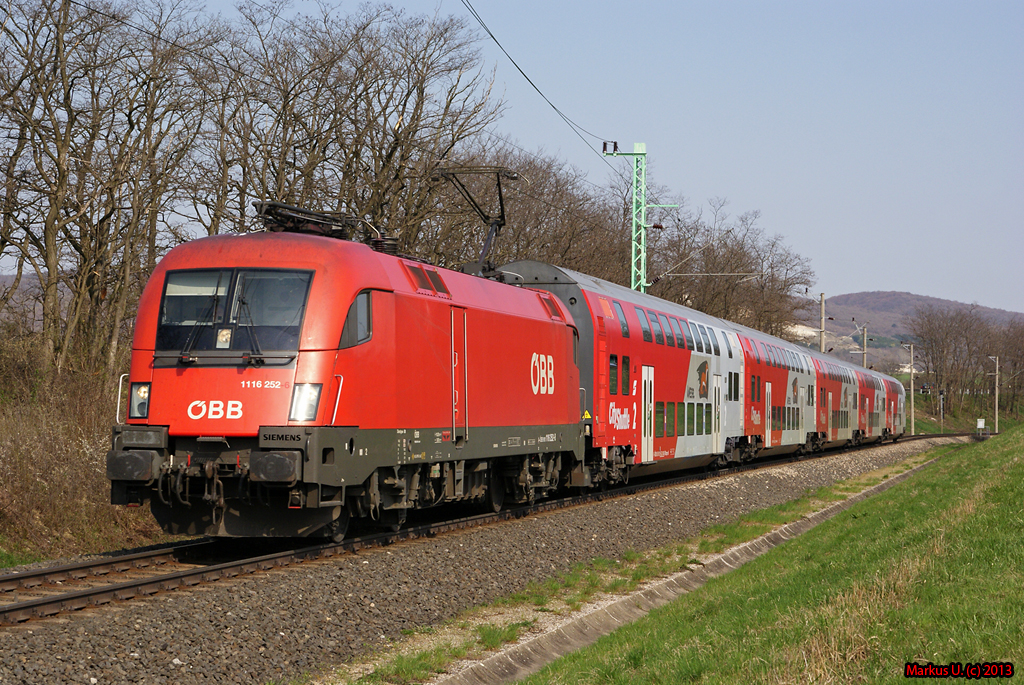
[246,1,1024,312]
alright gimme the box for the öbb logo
[187,400,243,420]
[530,353,555,395]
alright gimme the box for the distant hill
[810,291,1022,344]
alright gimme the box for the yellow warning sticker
[583,410,592,419]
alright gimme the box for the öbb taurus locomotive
[107,208,906,539]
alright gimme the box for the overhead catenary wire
[457,0,624,179]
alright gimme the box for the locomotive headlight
[289,383,322,422]
[129,383,151,419]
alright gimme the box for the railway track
[0,432,971,626]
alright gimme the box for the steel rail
[0,540,217,593]
[0,432,971,625]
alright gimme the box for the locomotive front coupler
[202,461,227,510]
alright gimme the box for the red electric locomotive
[108,207,583,540]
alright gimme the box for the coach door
[451,306,468,445]
[828,392,834,440]
[764,382,772,448]
[799,386,805,436]
[641,365,654,463]
[712,374,722,453]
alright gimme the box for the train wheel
[487,462,505,512]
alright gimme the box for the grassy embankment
[520,428,1024,684]
[325,441,948,684]
[0,368,165,567]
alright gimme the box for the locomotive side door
[451,306,468,445]
[764,382,772,448]
[641,365,654,463]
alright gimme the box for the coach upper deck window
[612,301,630,337]
[668,317,685,348]
[706,327,721,356]
[678,318,694,350]
[697,325,713,356]
[647,311,664,344]
[634,307,653,342]
[688,322,704,353]
[156,268,313,353]
[721,331,733,358]
[658,314,675,347]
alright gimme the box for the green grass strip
[518,429,1024,684]
[0,536,40,569]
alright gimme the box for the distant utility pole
[819,293,825,353]
[988,355,999,434]
[852,319,870,368]
[602,142,676,293]
[902,341,915,436]
[861,324,868,368]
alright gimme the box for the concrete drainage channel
[436,456,942,685]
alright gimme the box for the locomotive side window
[621,356,630,395]
[658,314,675,347]
[634,307,653,342]
[609,355,618,395]
[694,402,703,434]
[705,404,713,434]
[648,311,664,344]
[655,402,664,437]
[721,331,733,358]
[612,301,630,337]
[666,402,675,437]
[339,291,372,349]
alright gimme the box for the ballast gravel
[0,437,965,684]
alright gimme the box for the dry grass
[0,338,163,563]
[769,556,925,684]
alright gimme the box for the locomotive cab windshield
[156,268,314,362]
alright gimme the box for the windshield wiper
[236,293,265,366]
[179,272,226,364]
